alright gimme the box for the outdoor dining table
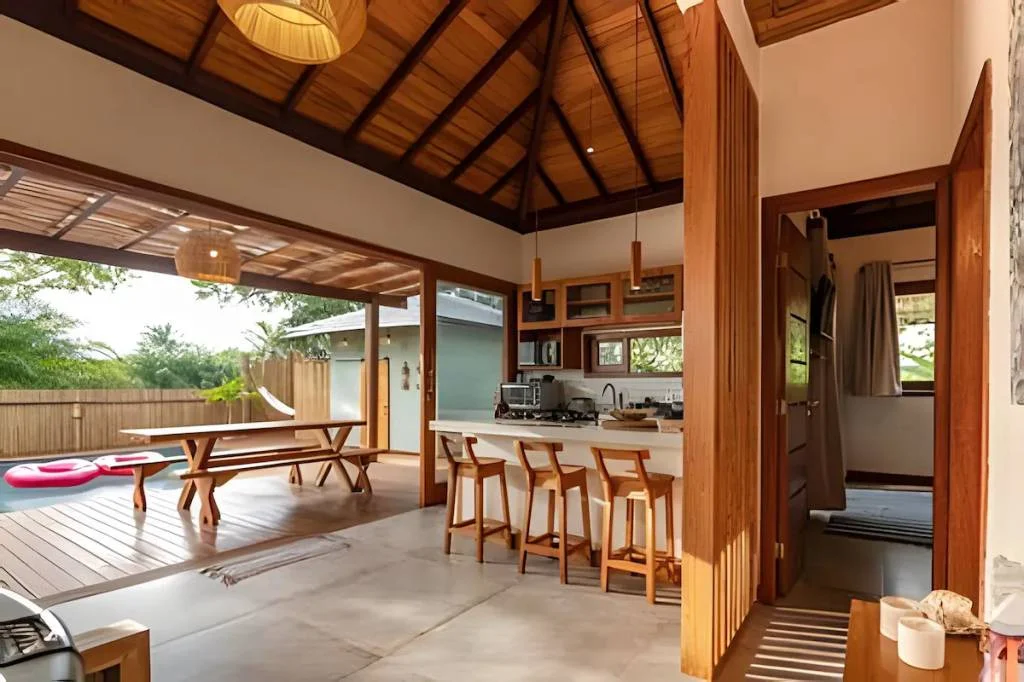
[121,419,367,511]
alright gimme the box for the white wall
[830,227,936,477]
[950,0,1020,613]
[760,0,954,197]
[518,204,683,282]
[0,18,522,282]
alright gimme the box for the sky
[39,270,290,355]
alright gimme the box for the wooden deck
[0,457,420,603]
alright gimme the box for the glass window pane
[629,335,682,374]
[598,340,623,366]
[896,292,935,382]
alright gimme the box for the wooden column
[418,267,445,506]
[365,300,380,449]
[680,1,760,678]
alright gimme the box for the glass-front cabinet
[619,265,683,323]
[563,275,619,327]
[518,283,562,330]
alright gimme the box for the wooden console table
[844,600,982,680]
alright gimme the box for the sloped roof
[284,294,502,338]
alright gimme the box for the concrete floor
[55,506,688,682]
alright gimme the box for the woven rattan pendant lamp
[174,222,242,284]
[218,0,367,64]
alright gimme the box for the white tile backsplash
[522,369,682,410]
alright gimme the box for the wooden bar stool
[591,446,677,604]
[440,434,512,562]
[514,440,593,584]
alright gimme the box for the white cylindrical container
[880,596,922,640]
[898,617,946,670]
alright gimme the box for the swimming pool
[0,447,186,513]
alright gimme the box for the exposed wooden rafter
[640,0,683,126]
[550,101,608,196]
[484,159,525,200]
[319,261,398,287]
[51,192,114,239]
[447,90,536,183]
[0,167,26,199]
[347,0,469,140]
[518,0,569,223]
[568,0,656,187]
[0,227,407,306]
[536,166,565,206]
[401,2,552,164]
[282,65,325,115]
[117,211,187,250]
[534,178,682,231]
[187,7,226,77]
[240,240,297,264]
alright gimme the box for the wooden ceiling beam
[0,167,26,199]
[550,101,608,196]
[825,201,937,240]
[358,269,420,291]
[446,90,536,183]
[536,166,565,206]
[319,261,399,287]
[640,0,683,126]
[401,1,552,164]
[282,65,325,115]
[532,178,682,231]
[117,211,187,250]
[568,1,656,187]
[187,6,227,78]
[518,0,569,223]
[484,159,525,200]
[347,0,469,140]
[51,192,114,239]
[2,1,519,231]
[0,227,407,306]
[63,0,76,15]
[241,240,297,264]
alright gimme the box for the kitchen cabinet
[518,283,563,331]
[517,327,582,371]
[562,275,620,327]
[618,265,683,324]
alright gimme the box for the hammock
[256,386,296,417]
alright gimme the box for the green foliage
[244,321,292,359]
[630,335,683,374]
[126,323,240,389]
[199,376,256,404]
[0,251,133,299]
[0,300,138,389]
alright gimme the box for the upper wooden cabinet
[618,265,683,324]
[517,265,682,332]
[518,283,563,331]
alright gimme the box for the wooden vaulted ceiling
[743,0,895,46]
[4,0,689,233]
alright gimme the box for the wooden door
[359,358,390,450]
[776,215,811,596]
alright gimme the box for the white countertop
[429,418,682,450]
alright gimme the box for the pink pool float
[94,451,166,477]
[3,458,101,488]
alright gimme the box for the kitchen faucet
[601,383,619,410]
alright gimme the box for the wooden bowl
[610,408,655,421]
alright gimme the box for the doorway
[360,358,390,450]
[759,58,991,613]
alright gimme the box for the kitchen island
[429,418,683,555]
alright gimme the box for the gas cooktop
[495,410,599,427]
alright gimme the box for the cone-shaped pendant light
[531,202,543,301]
[629,1,643,291]
[218,0,367,64]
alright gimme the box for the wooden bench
[178,447,384,526]
[844,599,982,680]
[109,442,322,511]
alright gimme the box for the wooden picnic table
[121,419,372,523]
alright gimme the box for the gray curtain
[849,261,902,397]
[807,218,846,511]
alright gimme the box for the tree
[244,321,292,359]
[199,376,256,423]
[0,251,133,300]
[630,335,683,374]
[0,299,137,389]
[127,323,240,389]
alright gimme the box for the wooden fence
[0,355,331,459]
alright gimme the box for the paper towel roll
[880,596,922,640]
[898,617,946,670]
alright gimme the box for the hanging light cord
[633,1,639,243]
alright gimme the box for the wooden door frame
[758,165,950,603]
[358,357,390,450]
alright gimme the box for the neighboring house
[284,294,503,452]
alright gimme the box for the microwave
[518,339,560,367]
[500,381,562,411]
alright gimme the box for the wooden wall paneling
[681,1,759,677]
[78,0,214,60]
[946,61,991,614]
